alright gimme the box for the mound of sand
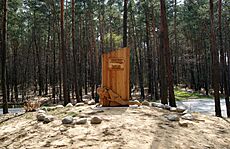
[0,105,229,149]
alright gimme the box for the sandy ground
[0,105,230,149]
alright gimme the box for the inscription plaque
[108,58,125,70]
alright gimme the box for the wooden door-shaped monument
[98,48,130,107]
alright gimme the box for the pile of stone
[165,113,195,128]
[62,116,102,125]
[37,108,103,125]
[141,100,196,127]
[141,100,187,114]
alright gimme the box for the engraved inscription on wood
[102,48,130,102]
[108,58,125,70]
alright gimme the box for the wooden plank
[101,48,130,102]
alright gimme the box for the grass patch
[47,108,69,119]
[175,88,212,101]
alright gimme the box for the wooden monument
[97,48,141,107]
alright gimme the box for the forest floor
[0,103,230,149]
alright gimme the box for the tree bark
[218,0,230,117]
[173,0,179,85]
[123,0,128,47]
[72,0,80,102]
[1,0,8,114]
[210,0,222,117]
[61,0,69,105]
[160,0,176,106]
[145,7,153,98]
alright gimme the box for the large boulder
[62,116,74,124]
[90,117,102,124]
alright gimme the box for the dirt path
[0,105,229,149]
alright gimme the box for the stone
[170,107,177,112]
[157,103,165,109]
[178,120,188,127]
[163,105,171,110]
[204,145,211,149]
[44,115,55,123]
[85,110,104,115]
[46,107,57,111]
[151,102,160,107]
[78,114,88,118]
[190,146,197,149]
[176,106,186,113]
[134,100,141,105]
[142,100,150,106]
[181,113,194,121]
[182,110,189,114]
[40,107,48,111]
[56,105,64,108]
[166,114,179,121]
[62,116,73,124]
[37,109,46,114]
[74,118,87,125]
[83,99,91,104]
[87,100,96,105]
[134,100,140,103]
[66,103,73,107]
[37,113,46,121]
[187,89,194,93]
[83,94,91,99]
[75,103,84,107]
[59,127,68,132]
[90,116,102,124]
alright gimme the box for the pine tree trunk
[210,0,222,117]
[72,0,80,102]
[173,0,179,85]
[160,0,176,106]
[145,9,153,97]
[13,44,18,102]
[218,0,230,117]
[61,0,69,105]
[1,0,8,114]
[130,5,145,99]
[123,0,128,47]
